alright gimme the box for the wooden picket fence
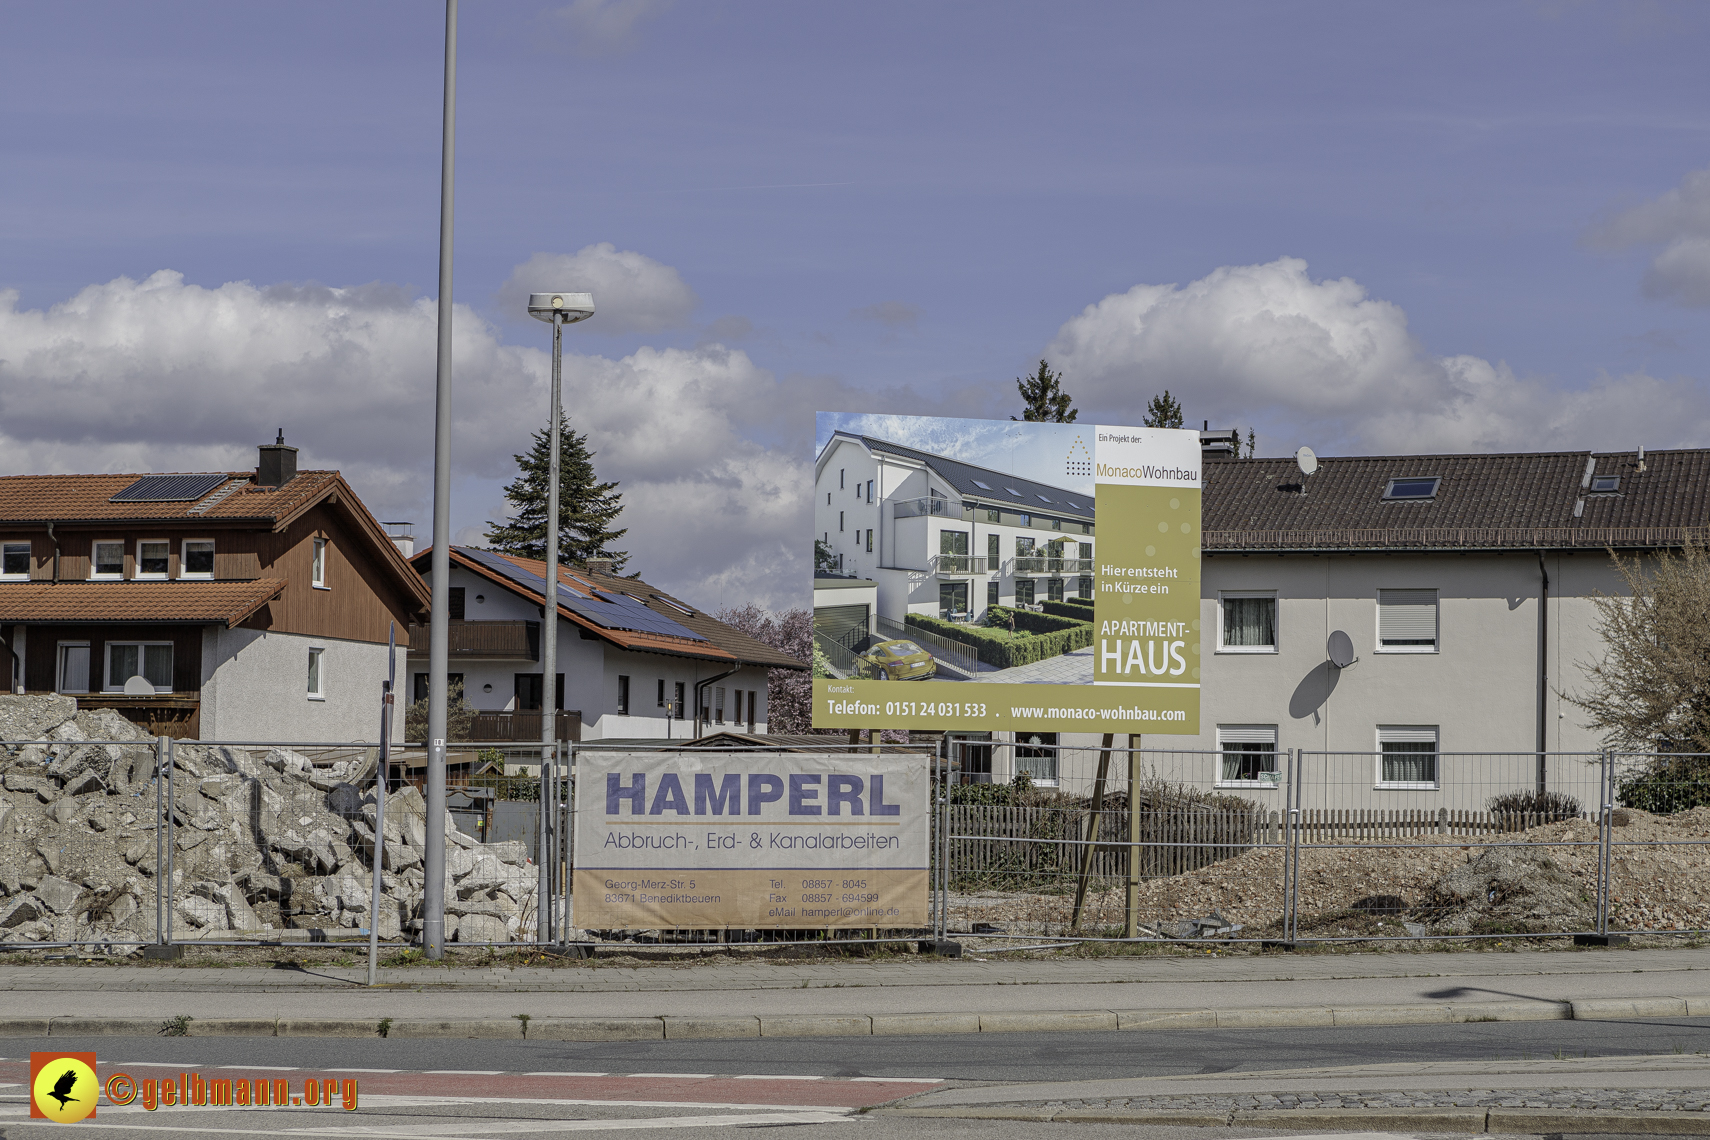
[947,804,1595,886]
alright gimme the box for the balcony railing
[1010,556,1094,575]
[894,495,963,519]
[467,710,582,742]
[409,620,540,660]
[931,554,989,575]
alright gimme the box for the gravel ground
[949,807,1710,939]
[984,1088,1710,1113]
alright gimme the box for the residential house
[0,436,429,740]
[965,445,1703,814]
[406,547,805,745]
[813,432,1095,627]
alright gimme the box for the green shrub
[988,605,1087,635]
[1617,755,1710,814]
[906,612,1091,669]
[1042,598,1093,619]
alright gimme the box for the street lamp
[526,290,593,945]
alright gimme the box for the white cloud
[1045,256,1710,455]
[0,270,831,610]
[548,0,669,56]
[1587,168,1710,307]
[499,244,698,333]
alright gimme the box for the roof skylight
[971,480,991,490]
[1037,494,1053,504]
[1383,476,1440,501]
[1590,475,1620,493]
[1006,487,1023,497]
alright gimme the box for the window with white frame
[1217,724,1280,786]
[1,541,29,580]
[1377,588,1437,652]
[311,538,328,588]
[714,685,726,724]
[57,643,90,693]
[1015,732,1058,784]
[307,647,325,699]
[1378,725,1438,788]
[136,539,170,579]
[1218,592,1277,652]
[106,641,172,693]
[92,541,124,579]
[182,539,214,579]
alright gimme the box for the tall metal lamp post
[526,291,594,945]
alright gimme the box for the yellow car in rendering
[860,639,937,681]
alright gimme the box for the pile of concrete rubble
[0,695,536,948]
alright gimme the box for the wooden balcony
[408,620,539,661]
[467,710,582,743]
[74,694,200,740]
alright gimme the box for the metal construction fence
[5,728,1708,954]
[940,739,1710,944]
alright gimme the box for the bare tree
[1565,541,1710,752]
[715,604,823,735]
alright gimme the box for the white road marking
[849,1076,942,1083]
[422,1071,504,1075]
[115,1062,199,1067]
[521,1073,606,1077]
[223,1066,298,1071]
[622,1074,713,1080]
[323,1070,399,1074]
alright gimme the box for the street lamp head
[527,291,595,324]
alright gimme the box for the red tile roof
[0,579,288,627]
[0,471,341,524]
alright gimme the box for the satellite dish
[1326,630,1357,669]
[122,674,155,695]
[1295,446,1318,476]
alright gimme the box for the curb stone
[873,1107,1710,1133]
[6,995,1707,1041]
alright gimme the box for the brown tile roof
[1203,448,1710,551]
[0,579,287,627]
[0,471,340,524]
[414,548,807,671]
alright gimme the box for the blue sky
[3,2,1708,609]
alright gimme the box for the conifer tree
[1011,360,1078,423]
[484,413,629,573]
[1143,390,1184,429]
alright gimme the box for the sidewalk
[2,945,1708,1039]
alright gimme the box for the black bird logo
[47,1067,80,1110]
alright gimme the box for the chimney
[257,430,298,487]
[1198,427,1239,459]
[586,558,615,576]
[382,521,415,558]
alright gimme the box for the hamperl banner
[572,751,930,930]
[811,413,1201,734]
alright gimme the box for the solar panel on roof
[110,474,230,503]
[460,548,707,642]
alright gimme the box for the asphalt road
[9,1016,1710,1083]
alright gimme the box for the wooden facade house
[0,436,429,740]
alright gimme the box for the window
[617,675,630,715]
[940,581,968,618]
[1590,475,1620,493]
[1,541,28,580]
[1047,578,1065,602]
[449,586,465,620]
[673,681,686,719]
[1218,725,1279,786]
[1015,579,1035,606]
[714,686,726,724]
[1377,589,1438,652]
[839,511,844,532]
[867,479,874,502]
[657,678,666,709]
[181,540,214,579]
[986,508,1001,522]
[57,643,90,694]
[136,540,169,579]
[1077,576,1093,600]
[972,480,991,490]
[1037,494,1052,504]
[107,642,172,693]
[1017,513,1031,527]
[311,538,327,588]
[987,533,1000,563]
[840,468,845,489]
[1015,733,1058,784]
[92,541,124,579]
[746,689,757,728]
[1383,476,1440,501]
[866,529,873,553]
[1015,536,1035,557]
[1219,592,1277,652]
[515,672,563,711]
[414,671,464,704]
[1079,542,1092,562]
[1378,726,1439,788]
[307,648,325,700]
[987,581,1000,608]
